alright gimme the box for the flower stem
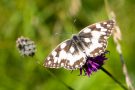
[44,68,74,90]
[34,57,74,90]
[101,67,128,90]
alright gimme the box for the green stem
[101,67,128,90]
[34,57,74,90]
[44,68,74,90]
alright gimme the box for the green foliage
[0,0,135,90]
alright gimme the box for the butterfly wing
[43,39,86,70]
[44,19,115,70]
[78,20,115,57]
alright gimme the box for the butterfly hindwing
[43,40,86,70]
[78,20,115,57]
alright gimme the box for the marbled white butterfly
[43,19,115,70]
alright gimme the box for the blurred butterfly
[43,20,115,70]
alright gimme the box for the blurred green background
[0,0,135,90]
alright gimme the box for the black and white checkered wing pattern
[44,19,115,70]
[43,40,86,70]
[78,20,115,57]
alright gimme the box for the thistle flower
[80,51,108,76]
[16,36,36,57]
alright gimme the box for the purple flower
[80,51,108,77]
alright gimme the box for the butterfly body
[72,35,85,52]
[43,20,115,70]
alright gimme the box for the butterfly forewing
[78,20,115,57]
[43,39,86,70]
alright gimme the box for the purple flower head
[80,51,109,77]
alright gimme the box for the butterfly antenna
[54,19,77,37]
[71,19,77,34]
[54,32,62,36]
